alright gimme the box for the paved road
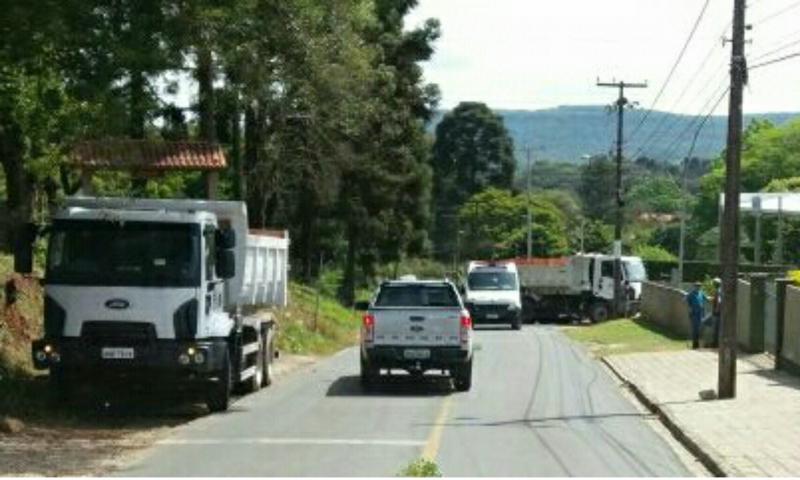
[118,326,690,476]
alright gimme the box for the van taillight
[460,312,472,344]
[363,314,375,342]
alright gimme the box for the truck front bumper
[31,337,228,378]
[363,346,470,370]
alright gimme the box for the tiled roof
[70,140,226,171]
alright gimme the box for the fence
[640,282,690,337]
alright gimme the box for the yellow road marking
[422,395,454,461]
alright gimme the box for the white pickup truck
[357,279,474,391]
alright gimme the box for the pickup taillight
[362,314,375,343]
[460,311,472,346]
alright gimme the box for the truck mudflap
[31,337,229,375]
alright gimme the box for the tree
[457,188,569,260]
[577,155,616,222]
[627,176,686,215]
[431,102,515,260]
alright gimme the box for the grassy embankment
[562,317,688,357]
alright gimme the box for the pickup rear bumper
[363,346,469,370]
[31,336,228,380]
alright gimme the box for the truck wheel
[360,356,378,389]
[589,302,610,323]
[511,316,522,330]
[262,336,274,387]
[206,349,232,413]
[241,340,264,394]
[453,359,473,392]
[48,367,73,405]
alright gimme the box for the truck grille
[470,304,508,315]
[80,321,156,345]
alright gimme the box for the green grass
[562,317,688,357]
[273,282,361,356]
[398,459,442,477]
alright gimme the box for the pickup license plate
[101,347,135,360]
[486,313,499,320]
[404,348,431,360]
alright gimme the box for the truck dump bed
[514,257,590,295]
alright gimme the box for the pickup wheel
[206,349,232,413]
[452,359,473,392]
[589,302,610,323]
[360,356,378,389]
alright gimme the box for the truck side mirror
[216,228,236,250]
[353,300,370,311]
[216,250,236,279]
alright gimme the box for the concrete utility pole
[718,0,748,400]
[597,79,647,317]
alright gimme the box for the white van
[463,261,523,330]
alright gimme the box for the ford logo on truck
[105,298,130,310]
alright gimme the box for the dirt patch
[0,353,320,476]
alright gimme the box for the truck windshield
[375,285,460,307]
[624,261,648,282]
[468,271,518,291]
[46,220,201,287]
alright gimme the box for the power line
[750,36,800,61]
[629,18,733,158]
[752,0,800,25]
[628,0,713,141]
[658,85,730,161]
[750,50,800,69]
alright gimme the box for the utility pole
[526,146,533,259]
[597,79,647,317]
[719,0,748,400]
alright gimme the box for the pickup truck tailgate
[372,308,462,346]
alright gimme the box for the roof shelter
[69,140,227,199]
[719,192,800,264]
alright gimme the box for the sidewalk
[605,350,800,477]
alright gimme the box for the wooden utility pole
[525,146,533,259]
[597,79,647,317]
[719,0,748,399]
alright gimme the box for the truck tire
[589,302,610,323]
[511,316,522,330]
[240,339,264,394]
[452,359,473,392]
[262,335,274,387]
[48,367,73,405]
[360,356,378,389]
[206,349,232,413]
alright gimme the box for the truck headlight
[178,353,191,365]
[35,350,48,362]
[193,351,206,364]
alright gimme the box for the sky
[405,0,800,114]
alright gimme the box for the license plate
[404,348,431,360]
[101,347,135,360]
[486,313,499,320]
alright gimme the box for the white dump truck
[31,197,289,412]
[515,254,647,323]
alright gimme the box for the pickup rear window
[375,285,460,307]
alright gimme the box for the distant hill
[430,105,798,164]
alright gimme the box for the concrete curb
[601,357,728,478]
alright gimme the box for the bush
[398,459,442,477]
[633,245,677,262]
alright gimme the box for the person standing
[686,282,707,349]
